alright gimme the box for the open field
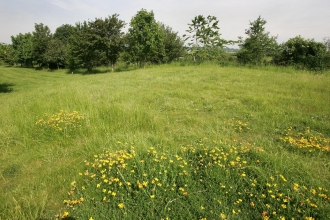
[0,64,329,219]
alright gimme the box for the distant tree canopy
[184,15,229,61]
[44,38,66,69]
[1,9,184,70]
[125,9,165,67]
[237,16,277,65]
[0,43,15,66]
[54,24,76,46]
[32,23,52,66]
[11,32,34,67]
[159,22,185,63]
[274,36,329,71]
[67,15,125,71]
[1,10,329,71]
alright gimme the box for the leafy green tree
[90,14,126,71]
[11,33,34,67]
[184,15,227,61]
[159,23,185,63]
[67,21,100,71]
[67,15,125,71]
[237,16,277,65]
[127,9,165,67]
[0,43,15,66]
[32,23,52,66]
[274,36,328,70]
[44,38,66,69]
[54,24,76,46]
[53,24,77,68]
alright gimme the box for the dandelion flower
[118,203,124,209]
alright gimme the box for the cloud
[50,0,101,15]
[50,0,72,11]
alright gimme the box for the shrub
[274,36,328,71]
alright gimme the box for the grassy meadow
[0,63,329,219]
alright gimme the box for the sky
[0,0,329,47]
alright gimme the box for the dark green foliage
[274,36,329,71]
[237,16,277,65]
[67,15,125,71]
[159,23,185,63]
[32,23,52,66]
[0,43,15,66]
[44,39,66,69]
[11,32,34,67]
[67,21,100,71]
[54,24,76,46]
[126,9,165,67]
[90,14,126,71]
[4,11,330,71]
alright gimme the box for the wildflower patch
[59,140,330,219]
[35,110,86,134]
[280,127,330,153]
[224,118,251,133]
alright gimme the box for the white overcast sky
[0,0,329,47]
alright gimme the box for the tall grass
[0,64,329,219]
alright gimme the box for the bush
[274,36,328,71]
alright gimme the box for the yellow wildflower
[118,203,124,209]
[220,213,226,219]
[61,211,69,219]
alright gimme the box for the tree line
[0,9,330,71]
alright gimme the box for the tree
[32,23,52,66]
[159,23,185,63]
[67,21,100,71]
[11,32,34,67]
[237,16,277,65]
[127,9,165,67]
[54,24,76,46]
[90,14,125,71]
[67,15,125,71]
[44,39,66,69]
[184,15,227,61]
[274,36,328,70]
[0,43,15,66]
[53,24,77,68]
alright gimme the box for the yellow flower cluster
[61,140,330,219]
[35,110,85,132]
[224,118,251,133]
[280,127,330,152]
